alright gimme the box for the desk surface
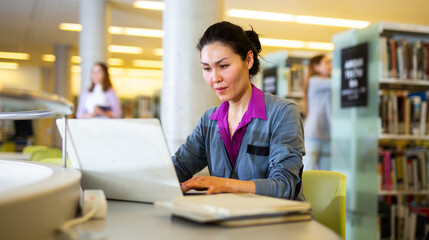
[72,200,342,240]
[0,152,30,161]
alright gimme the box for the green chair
[22,145,49,155]
[39,157,72,166]
[0,141,16,152]
[30,148,62,162]
[303,170,346,239]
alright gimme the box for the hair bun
[245,30,261,53]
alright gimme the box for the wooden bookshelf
[379,134,429,141]
[379,190,429,196]
[380,79,429,91]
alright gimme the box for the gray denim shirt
[172,93,305,200]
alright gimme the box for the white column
[53,44,72,147]
[161,0,223,154]
[79,0,110,94]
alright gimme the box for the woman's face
[91,64,105,85]
[314,56,332,77]
[200,42,253,103]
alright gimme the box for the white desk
[71,200,343,240]
[0,153,30,161]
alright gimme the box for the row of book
[381,37,429,80]
[378,147,429,192]
[379,91,428,135]
[379,201,429,240]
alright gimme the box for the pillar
[161,0,223,154]
[79,0,110,93]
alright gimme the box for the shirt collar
[209,84,267,121]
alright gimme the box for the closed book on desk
[155,193,312,227]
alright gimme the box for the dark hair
[197,21,262,77]
[89,62,113,92]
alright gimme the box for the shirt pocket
[247,144,270,156]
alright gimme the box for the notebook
[155,193,312,227]
[56,118,183,203]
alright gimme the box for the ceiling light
[109,68,162,78]
[42,54,55,62]
[295,16,369,29]
[305,42,334,51]
[108,58,124,66]
[71,56,81,64]
[153,48,164,56]
[228,9,369,29]
[71,65,81,73]
[133,1,165,11]
[0,52,30,60]
[133,60,163,68]
[228,9,294,22]
[59,23,82,31]
[260,38,304,49]
[0,62,19,69]
[123,27,164,38]
[108,45,143,54]
[260,37,333,51]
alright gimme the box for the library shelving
[331,22,429,240]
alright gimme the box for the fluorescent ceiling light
[59,23,82,31]
[108,58,124,66]
[110,68,163,78]
[260,38,304,49]
[133,1,165,11]
[228,9,294,22]
[260,37,333,51]
[153,48,164,56]
[133,60,163,68]
[0,62,19,69]
[306,41,334,51]
[0,52,30,60]
[71,56,81,64]
[295,16,369,29]
[228,9,369,29]
[108,45,143,54]
[123,27,164,38]
[71,65,81,73]
[42,54,55,62]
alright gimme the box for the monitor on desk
[56,118,183,203]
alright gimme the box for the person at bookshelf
[76,62,121,119]
[302,55,332,171]
[173,21,305,200]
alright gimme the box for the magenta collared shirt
[209,85,267,166]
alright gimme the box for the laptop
[56,118,183,203]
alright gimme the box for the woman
[302,55,332,171]
[173,21,305,200]
[76,62,121,119]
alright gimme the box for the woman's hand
[181,176,256,195]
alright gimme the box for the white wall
[0,67,41,90]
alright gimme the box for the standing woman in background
[76,62,121,119]
[302,55,332,171]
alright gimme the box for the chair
[22,145,49,155]
[30,148,62,162]
[0,141,16,152]
[39,157,72,166]
[303,170,346,239]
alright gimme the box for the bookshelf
[332,22,429,240]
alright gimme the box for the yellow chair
[303,170,346,239]
[39,157,72,166]
[30,148,62,162]
[22,145,49,155]
[0,141,16,152]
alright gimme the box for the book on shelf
[381,37,429,80]
[379,91,428,136]
[378,147,429,192]
[379,201,429,240]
